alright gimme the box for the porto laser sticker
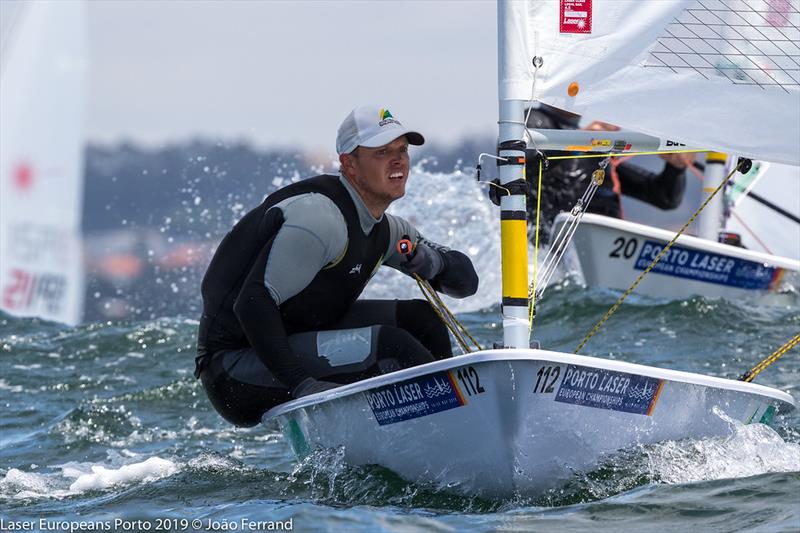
[555,365,664,416]
[560,0,592,34]
[635,240,784,290]
[366,370,466,426]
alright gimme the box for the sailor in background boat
[195,105,479,426]
[521,103,695,242]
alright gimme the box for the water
[2,168,799,531]
[2,288,798,531]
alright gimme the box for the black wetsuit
[196,174,478,426]
[526,152,687,242]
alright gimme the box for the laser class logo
[560,0,593,34]
[378,108,400,127]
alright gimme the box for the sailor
[520,103,694,242]
[195,105,479,426]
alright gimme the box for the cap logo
[378,107,400,127]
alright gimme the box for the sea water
[2,166,798,531]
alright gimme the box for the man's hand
[291,377,340,398]
[659,152,695,169]
[400,243,445,280]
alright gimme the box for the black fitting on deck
[737,157,753,174]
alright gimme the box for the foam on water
[0,452,179,500]
[67,456,179,492]
[643,414,800,485]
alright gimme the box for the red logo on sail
[12,161,34,191]
[560,0,592,34]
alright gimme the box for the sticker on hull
[555,365,663,416]
[634,240,783,290]
[366,370,466,426]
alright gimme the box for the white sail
[726,162,800,257]
[501,0,800,165]
[0,0,88,324]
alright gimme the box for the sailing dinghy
[528,0,800,299]
[0,0,88,324]
[262,0,797,497]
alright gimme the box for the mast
[697,153,727,241]
[497,0,530,349]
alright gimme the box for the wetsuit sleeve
[617,161,687,210]
[265,194,348,304]
[232,194,347,390]
[383,214,479,298]
[231,209,306,389]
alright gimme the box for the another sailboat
[262,0,796,498]
[0,0,88,325]
[531,0,800,299]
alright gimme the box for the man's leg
[288,324,435,381]
[328,299,453,359]
[199,347,290,427]
[396,299,453,359]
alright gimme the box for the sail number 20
[609,237,639,259]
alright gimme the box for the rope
[413,274,482,354]
[740,333,800,382]
[574,159,745,354]
[529,159,545,329]
[529,158,606,308]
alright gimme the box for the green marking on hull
[758,405,776,426]
[286,418,310,458]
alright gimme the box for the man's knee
[375,325,435,369]
[396,299,452,359]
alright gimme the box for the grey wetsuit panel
[264,174,450,305]
[216,326,379,387]
[264,193,347,304]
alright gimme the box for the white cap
[336,105,425,155]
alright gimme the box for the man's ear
[339,153,354,176]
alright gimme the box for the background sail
[501,0,800,165]
[0,1,87,324]
[726,162,800,258]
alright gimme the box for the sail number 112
[456,366,485,396]
[533,365,561,393]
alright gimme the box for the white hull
[553,213,800,300]
[264,350,794,498]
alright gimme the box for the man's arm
[384,215,479,298]
[233,194,346,392]
[233,236,306,389]
[616,161,687,210]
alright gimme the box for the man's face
[341,136,410,209]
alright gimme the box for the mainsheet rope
[527,148,708,333]
[573,158,746,354]
[413,274,482,355]
[740,333,800,382]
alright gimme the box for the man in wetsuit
[522,104,694,242]
[196,105,479,426]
